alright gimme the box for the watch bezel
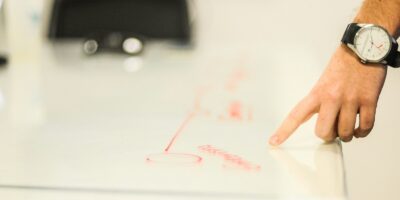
[352,24,392,63]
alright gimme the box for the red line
[164,112,196,152]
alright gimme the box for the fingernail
[269,135,280,146]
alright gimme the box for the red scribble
[164,112,196,152]
[218,100,253,122]
[146,67,255,165]
[198,145,261,171]
[229,100,243,120]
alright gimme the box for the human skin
[270,0,400,145]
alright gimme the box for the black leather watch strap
[341,23,361,45]
[386,41,400,68]
[393,55,400,68]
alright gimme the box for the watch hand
[370,28,375,44]
[369,29,375,50]
[361,31,371,55]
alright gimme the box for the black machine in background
[48,0,192,55]
[48,0,192,42]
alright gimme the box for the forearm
[354,0,400,34]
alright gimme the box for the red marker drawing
[228,100,243,120]
[146,89,207,164]
[198,145,261,171]
[146,68,254,165]
[163,112,195,152]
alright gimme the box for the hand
[269,45,387,145]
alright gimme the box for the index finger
[269,96,319,146]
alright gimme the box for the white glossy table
[0,0,364,199]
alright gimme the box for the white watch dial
[354,25,391,62]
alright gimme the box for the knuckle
[357,130,371,138]
[355,128,372,138]
[361,117,374,131]
[356,132,369,138]
[339,128,353,138]
[325,91,341,102]
[340,136,353,142]
[343,95,358,104]
[360,96,377,107]
[339,128,353,142]
[324,136,336,142]
[315,130,335,142]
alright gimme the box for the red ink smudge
[228,101,243,120]
[198,145,261,171]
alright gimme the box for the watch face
[353,25,391,62]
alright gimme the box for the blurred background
[0,0,399,199]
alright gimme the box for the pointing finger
[269,95,319,146]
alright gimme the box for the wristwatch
[341,23,400,68]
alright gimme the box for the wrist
[337,44,361,64]
[336,44,387,69]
